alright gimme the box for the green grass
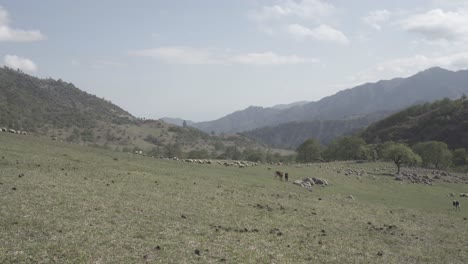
[1,133,467,263]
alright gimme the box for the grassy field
[1,133,467,263]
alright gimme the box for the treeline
[120,144,295,163]
[296,136,468,172]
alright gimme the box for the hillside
[361,97,468,149]
[0,67,278,156]
[0,67,136,130]
[243,111,391,149]
[1,132,467,263]
[161,117,195,127]
[193,67,468,134]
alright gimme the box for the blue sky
[2,0,468,121]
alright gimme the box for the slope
[361,97,468,149]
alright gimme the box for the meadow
[1,133,467,263]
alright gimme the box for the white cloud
[4,55,38,72]
[0,6,45,42]
[249,0,335,22]
[130,47,228,65]
[351,52,468,84]
[287,23,349,45]
[130,47,318,66]
[400,9,468,41]
[230,52,318,65]
[363,10,391,30]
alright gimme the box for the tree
[243,148,264,162]
[412,141,452,169]
[296,138,322,163]
[381,142,421,174]
[218,146,242,160]
[164,143,182,158]
[187,149,210,159]
[452,148,466,166]
[322,136,369,161]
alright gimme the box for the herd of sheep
[0,127,27,135]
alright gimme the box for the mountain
[270,101,309,110]
[0,67,279,156]
[242,111,391,149]
[161,117,195,127]
[0,67,136,130]
[361,97,468,149]
[193,67,468,134]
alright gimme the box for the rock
[346,195,355,200]
[312,177,328,185]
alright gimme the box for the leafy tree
[322,136,369,161]
[218,146,242,160]
[381,142,421,174]
[164,143,182,158]
[187,149,210,159]
[452,148,466,166]
[243,148,264,162]
[296,138,322,163]
[412,141,452,169]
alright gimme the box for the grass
[1,133,467,263]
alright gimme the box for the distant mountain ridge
[161,117,195,127]
[193,67,468,134]
[242,111,392,149]
[270,101,309,110]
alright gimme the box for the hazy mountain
[361,97,468,149]
[270,101,309,110]
[161,117,195,127]
[193,67,468,134]
[242,111,392,149]
[0,67,271,154]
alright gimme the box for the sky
[2,0,468,122]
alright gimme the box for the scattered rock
[346,195,355,200]
[194,249,200,256]
[181,214,186,219]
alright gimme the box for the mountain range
[193,67,468,135]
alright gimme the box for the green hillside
[0,67,286,158]
[1,131,467,263]
[242,112,390,149]
[362,97,468,149]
